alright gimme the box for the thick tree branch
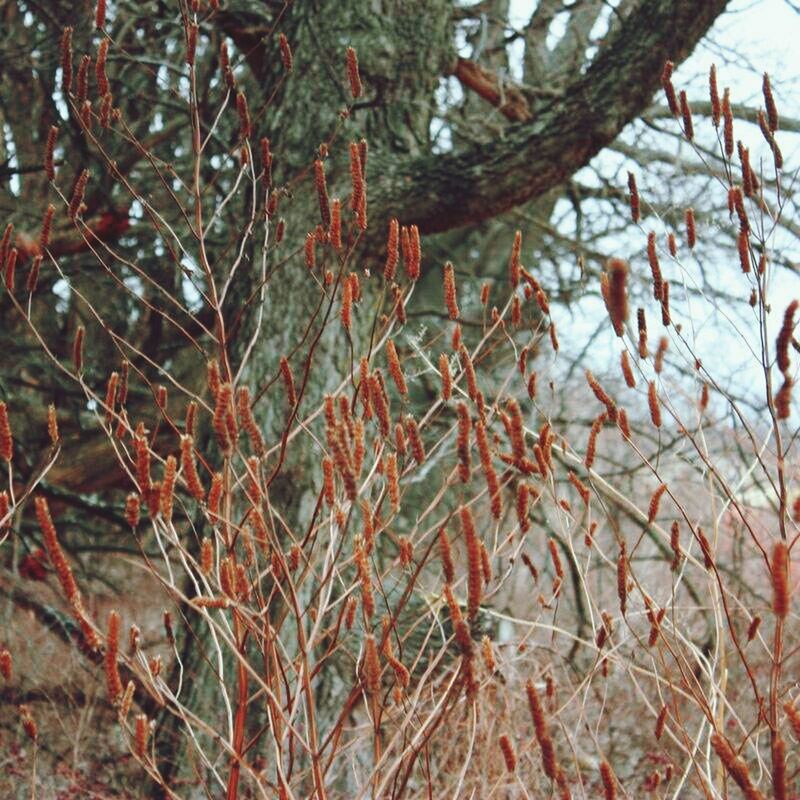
[379,0,730,235]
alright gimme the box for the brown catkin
[207,472,223,519]
[655,705,668,740]
[648,381,662,428]
[443,261,459,320]
[69,169,89,220]
[200,538,214,575]
[105,610,123,703]
[679,90,693,140]
[685,208,696,249]
[134,714,149,758]
[661,61,679,115]
[627,172,640,223]
[568,471,590,505]
[456,401,472,482]
[386,453,400,511]
[739,142,754,197]
[304,232,316,268]
[329,198,342,249]
[600,761,617,800]
[363,634,381,696]
[233,91,251,141]
[775,377,792,420]
[459,345,478,401]
[278,33,293,71]
[711,733,764,800]
[738,227,751,273]
[0,402,12,462]
[509,230,522,287]
[4,247,17,291]
[461,506,483,620]
[369,372,390,436]
[345,47,362,99]
[648,483,667,523]
[212,383,233,453]
[124,493,139,528]
[439,526,455,583]
[722,88,734,157]
[180,436,205,501]
[586,371,617,422]
[763,73,778,133]
[647,231,662,301]
[617,542,627,615]
[697,527,713,569]
[237,386,264,456]
[386,339,407,395]
[784,702,800,739]
[314,159,331,227]
[0,649,11,681]
[76,55,90,105]
[670,521,683,571]
[709,64,721,126]
[506,398,526,462]
[72,325,86,375]
[526,679,558,780]
[44,126,58,182]
[475,419,501,518]
[499,735,517,772]
[20,706,37,742]
[404,415,425,465]
[606,258,628,336]
[160,456,177,520]
[278,356,297,408]
[585,413,606,469]
[620,351,636,388]
[776,300,797,373]
[548,538,564,580]
[772,737,787,800]
[96,38,110,96]
[439,352,452,401]
[384,218,399,281]
[516,483,531,532]
[341,278,353,331]
[772,541,790,619]
[61,27,73,94]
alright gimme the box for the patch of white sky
[487,0,800,414]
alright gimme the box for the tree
[2,0,798,798]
